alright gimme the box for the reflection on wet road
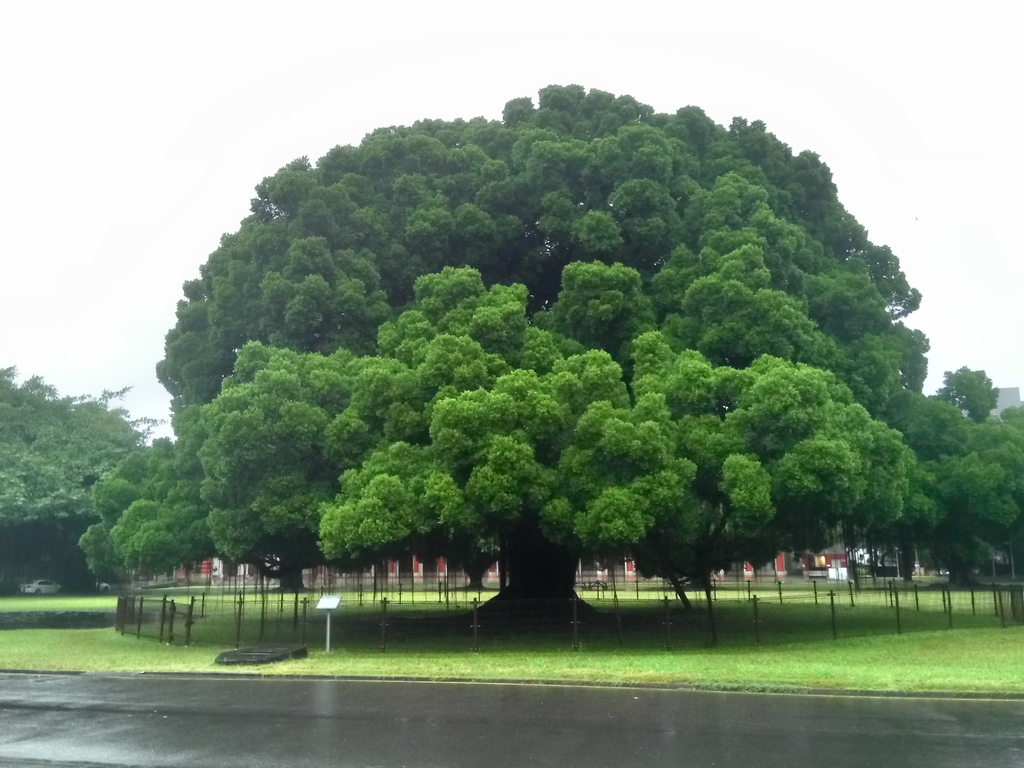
[1,672,1022,767]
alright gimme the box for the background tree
[936,366,999,423]
[881,383,1024,584]
[81,425,212,582]
[0,369,145,588]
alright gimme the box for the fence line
[115,581,1024,652]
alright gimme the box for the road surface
[0,672,1021,767]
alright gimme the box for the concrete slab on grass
[215,644,308,666]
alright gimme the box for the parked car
[96,581,111,593]
[20,579,60,595]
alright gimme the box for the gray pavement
[0,672,1022,767]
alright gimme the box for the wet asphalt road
[0,673,1022,767]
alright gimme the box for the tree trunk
[463,552,493,592]
[948,559,973,587]
[498,535,508,591]
[651,543,693,610]
[869,540,877,587]
[398,552,414,592]
[844,522,860,590]
[489,519,578,602]
[899,541,915,583]
[278,563,305,593]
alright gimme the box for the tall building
[993,387,1022,418]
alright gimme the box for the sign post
[316,595,341,652]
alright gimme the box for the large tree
[130,85,933,596]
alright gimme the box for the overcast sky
[1,1,1020,439]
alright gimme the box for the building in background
[993,388,1021,419]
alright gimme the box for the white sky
[1,1,1020,439]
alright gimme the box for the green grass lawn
[2,625,1023,694]
[0,596,118,612]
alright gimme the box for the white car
[20,579,60,595]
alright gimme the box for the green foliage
[318,272,912,595]
[319,267,628,573]
[197,343,358,576]
[85,432,212,578]
[551,261,654,363]
[0,369,144,526]
[158,87,922,421]
[0,369,145,583]
[882,385,1024,582]
[557,333,913,586]
[936,366,999,423]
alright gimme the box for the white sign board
[316,595,341,611]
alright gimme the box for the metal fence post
[380,598,388,653]
[914,583,920,611]
[993,584,999,616]
[894,586,901,635]
[167,600,176,644]
[813,580,818,605]
[942,590,947,614]
[663,596,672,650]
[971,589,976,616]
[158,595,168,643]
[235,595,243,649]
[301,598,308,645]
[829,591,837,640]
[572,597,579,651]
[185,597,195,647]
[259,591,266,643]
[777,581,783,605]
[614,593,624,647]
[136,596,144,639]
[947,589,953,628]
[848,581,855,608]
[201,592,206,619]
[753,595,761,646]
[472,598,479,652]
[998,590,1006,629]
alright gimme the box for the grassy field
[4,582,1021,694]
[1,625,1023,694]
[0,596,118,612]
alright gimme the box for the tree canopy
[157,85,923,418]
[93,84,1024,598]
